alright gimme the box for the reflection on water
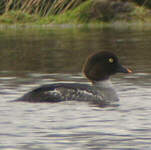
[1,26,151,74]
[0,26,151,149]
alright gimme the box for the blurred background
[0,1,151,150]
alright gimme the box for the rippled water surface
[0,25,151,150]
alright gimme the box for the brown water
[0,25,151,150]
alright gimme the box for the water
[0,25,151,149]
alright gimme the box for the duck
[15,51,132,104]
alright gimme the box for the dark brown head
[83,51,131,81]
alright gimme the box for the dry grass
[1,0,86,16]
[0,0,151,24]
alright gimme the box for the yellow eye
[109,58,114,63]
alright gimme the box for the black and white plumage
[15,51,132,103]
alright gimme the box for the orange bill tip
[127,68,132,73]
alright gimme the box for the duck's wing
[15,83,98,103]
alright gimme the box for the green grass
[129,5,151,22]
[0,11,39,24]
[49,0,93,24]
[38,1,151,24]
[0,0,151,25]
[0,1,93,24]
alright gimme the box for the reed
[0,0,150,24]
[2,0,150,16]
[1,0,86,16]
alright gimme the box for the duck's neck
[92,79,119,102]
[92,79,113,89]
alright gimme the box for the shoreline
[0,22,151,31]
[0,1,151,28]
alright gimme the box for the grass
[0,0,151,25]
[0,0,93,24]
[50,0,93,24]
[129,5,151,22]
[0,11,39,24]
[1,0,84,16]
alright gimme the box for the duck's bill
[117,64,132,73]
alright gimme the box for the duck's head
[83,51,132,82]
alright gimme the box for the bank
[0,0,151,25]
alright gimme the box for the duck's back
[16,83,106,103]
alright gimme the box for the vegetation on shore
[0,0,151,25]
